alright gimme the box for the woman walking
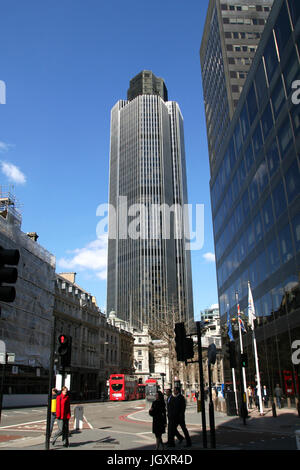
[149,391,167,450]
[52,386,71,447]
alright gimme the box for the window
[247,84,258,125]
[278,224,294,263]
[245,142,254,173]
[267,237,281,274]
[261,103,274,140]
[264,35,278,83]
[292,212,300,252]
[240,104,249,140]
[256,160,269,194]
[249,176,259,206]
[253,211,263,243]
[283,48,299,91]
[252,123,263,157]
[255,60,267,102]
[266,141,280,178]
[234,121,242,153]
[284,159,300,203]
[274,2,291,58]
[287,0,300,29]
[271,77,286,120]
[278,119,293,157]
[262,197,274,232]
[272,181,287,218]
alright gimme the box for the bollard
[272,402,277,417]
[74,405,84,430]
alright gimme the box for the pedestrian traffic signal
[57,334,72,369]
[225,341,236,368]
[0,246,20,302]
[240,352,248,368]
[175,323,186,361]
[185,337,194,361]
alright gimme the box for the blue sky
[0,0,217,319]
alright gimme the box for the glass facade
[209,0,300,402]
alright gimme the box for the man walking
[274,384,283,409]
[165,389,184,447]
[174,387,192,447]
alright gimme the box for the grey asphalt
[0,401,299,450]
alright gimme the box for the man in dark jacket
[165,389,184,447]
[174,387,192,447]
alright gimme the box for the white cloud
[203,252,215,263]
[58,234,108,281]
[1,161,26,184]
[0,141,11,152]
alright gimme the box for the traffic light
[174,323,194,362]
[175,323,186,361]
[225,341,236,368]
[57,334,72,369]
[0,246,20,302]
[240,352,248,368]
[185,337,194,361]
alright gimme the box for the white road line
[0,419,46,429]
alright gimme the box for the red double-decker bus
[109,374,138,401]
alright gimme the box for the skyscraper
[201,0,300,391]
[106,71,194,332]
[200,0,274,171]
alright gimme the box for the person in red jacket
[51,386,71,447]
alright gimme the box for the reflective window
[278,119,294,157]
[265,140,280,178]
[249,176,259,206]
[262,197,274,232]
[242,190,250,218]
[247,84,258,125]
[271,77,286,120]
[261,102,274,140]
[272,180,287,218]
[291,212,300,252]
[278,224,294,263]
[257,249,269,283]
[252,123,263,157]
[228,137,236,169]
[282,48,299,91]
[255,59,268,104]
[274,2,292,58]
[284,159,300,203]
[264,35,279,83]
[256,160,269,194]
[287,0,300,29]
[253,211,263,242]
[240,104,250,140]
[245,142,254,173]
[237,158,246,188]
[234,121,242,153]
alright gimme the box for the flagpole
[236,292,249,410]
[248,281,264,416]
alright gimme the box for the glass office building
[204,0,300,400]
[106,71,194,333]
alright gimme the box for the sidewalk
[0,402,299,450]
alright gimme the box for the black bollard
[272,402,277,417]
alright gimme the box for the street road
[0,400,298,450]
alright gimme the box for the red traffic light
[58,334,68,345]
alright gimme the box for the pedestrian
[263,385,269,408]
[174,387,192,447]
[274,384,283,409]
[165,389,184,447]
[149,391,167,450]
[50,388,59,437]
[52,386,71,447]
[247,386,253,409]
